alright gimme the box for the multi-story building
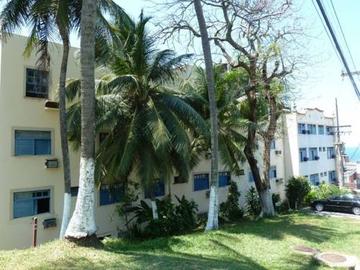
[282,108,337,185]
[0,35,336,250]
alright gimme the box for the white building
[282,108,337,185]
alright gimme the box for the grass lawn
[1,212,360,269]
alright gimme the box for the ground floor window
[13,189,50,218]
[219,171,231,187]
[269,166,277,179]
[194,173,209,191]
[145,180,165,198]
[309,174,320,186]
[99,184,123,206]
[328,170,336,184]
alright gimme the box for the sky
[114,0,360,148]
[6,0,360,148]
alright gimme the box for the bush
[246,186,261,217]
[220,181,244,222]
[304,183,348,205]
[127,195,198,238]
[286,177,311,209]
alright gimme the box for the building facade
[0,35,336,250]
[282,108,337,185]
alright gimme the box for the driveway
[312,210,360,220]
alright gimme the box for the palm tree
[64,0,97,241]
[66,13,208,219]
[193,0,220,231]
[179,66,247,175]
[0,0,131,238]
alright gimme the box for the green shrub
[127,195,198,238]
[285,177,311,209]
[220,181,244,222]
[304,183,348,205]
[245,186,261,216]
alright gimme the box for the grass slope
[1,213,360,269]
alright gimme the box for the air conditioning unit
[331,154,336,158]
[239,169,245,175]
[275,150,282,155]
[275,178,284,183]
[43,218,57,229]
[45,159,59,168]
[315,156,320,160]
[303,157,309,162]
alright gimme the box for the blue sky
[114,0,360,148]
[6,0,360,147]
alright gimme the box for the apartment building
[0,35,335,250]
[282,108,337,185]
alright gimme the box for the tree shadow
[221,214,337,244]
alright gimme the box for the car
[311,194,360,215]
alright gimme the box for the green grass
[1,212,360,269]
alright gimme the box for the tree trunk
[193,0,219,231]
[65,0,97,240]
[58,29,72,239]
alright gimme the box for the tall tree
[0,0,131,237]
[193,0,220,230]
[65,0,97,241]
[66,13,207,220]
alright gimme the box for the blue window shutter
[219,172,231,187]
[15,130,51,156]
[100,184,123,206]
[144,180,165,198]
[194,174,209,191]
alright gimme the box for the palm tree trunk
[193,0,219,231]
[65,0,97,240]
[58,29,72,239]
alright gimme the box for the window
[174,175,188,184]
[309,147,319,160]
[269,166,277,179]
[327,147,335,159]
[310,174,320,186]
[100,184,123,206]
[70,187,79,197]
[270,140,276,149]
[248,172,255,182]
[194,173,209,191]
[298,123,306,134]
[299,148,308,162]
[15,130,51,156]
[318,125,324,135]
[319,147,322,152]
[328,170,336,184]
[307,124,317,134]
[145,180,165,198]
[25,68,49,98]
[326,126,334,135]
[324,171,327,176]
[219,171,231,187]
[13,189,50,218]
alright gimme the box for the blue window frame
[326,126,334,135]
[328,170,336,183]
[307,124,317,135]
[219,171,231,187]
[13,189,50,218]
[25,68,49,98]
[270,140,276,149]
[299,148,308,162]
[318,125,324,135]
[309,147,318,160]
[327,147,335,159]
[298,123,306,134]
[248,172,254,182]
[15,130,51,156]
[269,166,277,179]
[194,173,209,191]
[99,184,123,206]
[310,174,320,186]
[145,180,165,198]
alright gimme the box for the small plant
[220,181,244,222]
[272,193,281,212]
[286,176,311,210]
[245,186,261,217]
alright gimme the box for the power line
[329,0,360,86]
[315,0,360,100]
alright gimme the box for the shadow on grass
[221,213,337,244]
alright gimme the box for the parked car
[311,194,360,215]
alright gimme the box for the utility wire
[329,0,359,74]
[315,0,360,100]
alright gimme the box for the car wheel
[315,203,324,212]
[352,207,360,215]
